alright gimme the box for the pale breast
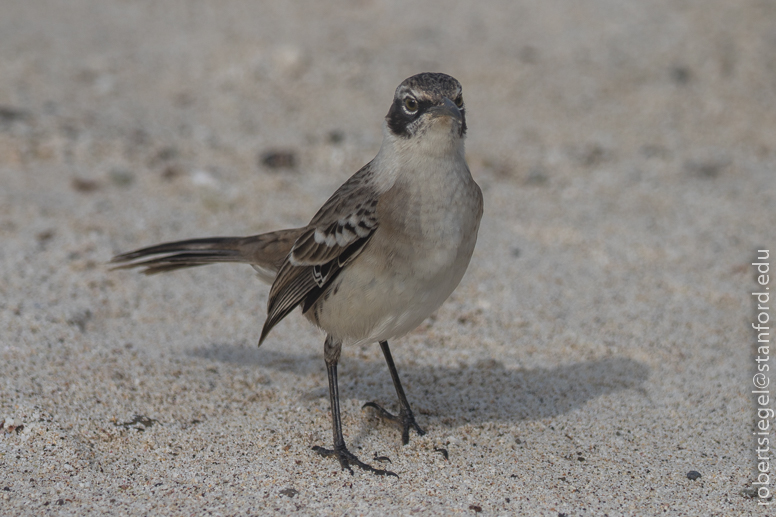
[312,165,483,346]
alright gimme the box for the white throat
[370,120,467,193]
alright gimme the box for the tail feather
[110,230,303,276]
[111,248,246,275]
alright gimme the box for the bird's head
[385,72,467,144]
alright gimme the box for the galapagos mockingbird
[112,72,483,476]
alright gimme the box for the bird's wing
[259,164,379,344]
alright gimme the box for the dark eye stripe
[386,95,465,138]
[386,97,414,137]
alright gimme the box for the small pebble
[686,470,701,480]
[434,447,449,460]
[36,230,55,243]
[71,178,101,193]
[328,130,345,144]
[280,487,298,498]
[260,149,297,170]
[525,167,548,185]
[161,164,185,180]
[670,65,691,84]
[0,106,30,123]
[684,159,729,179]
[108,168,135,187]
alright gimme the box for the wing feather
[259,163,380,344]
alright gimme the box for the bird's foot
[362,402,426,445]
[312,445,398,478]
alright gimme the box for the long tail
[110,229,303,276]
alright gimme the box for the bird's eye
[404,97,418,112]
[454,96,464,108]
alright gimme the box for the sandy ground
[1,1,775,515]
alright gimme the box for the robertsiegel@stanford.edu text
[752,249,772,505]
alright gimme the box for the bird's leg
[312,335,397,477]
[363,340,426,445]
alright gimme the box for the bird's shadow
[188,343,649,425]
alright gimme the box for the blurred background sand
[1,1,774,514]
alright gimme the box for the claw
[362,401,426,445]
[312,445,398,477]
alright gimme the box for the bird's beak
[428,97,462,122]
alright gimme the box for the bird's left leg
[363,340,426,445]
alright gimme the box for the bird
[111,72,483,477]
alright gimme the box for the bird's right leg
[312,335,397,477]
